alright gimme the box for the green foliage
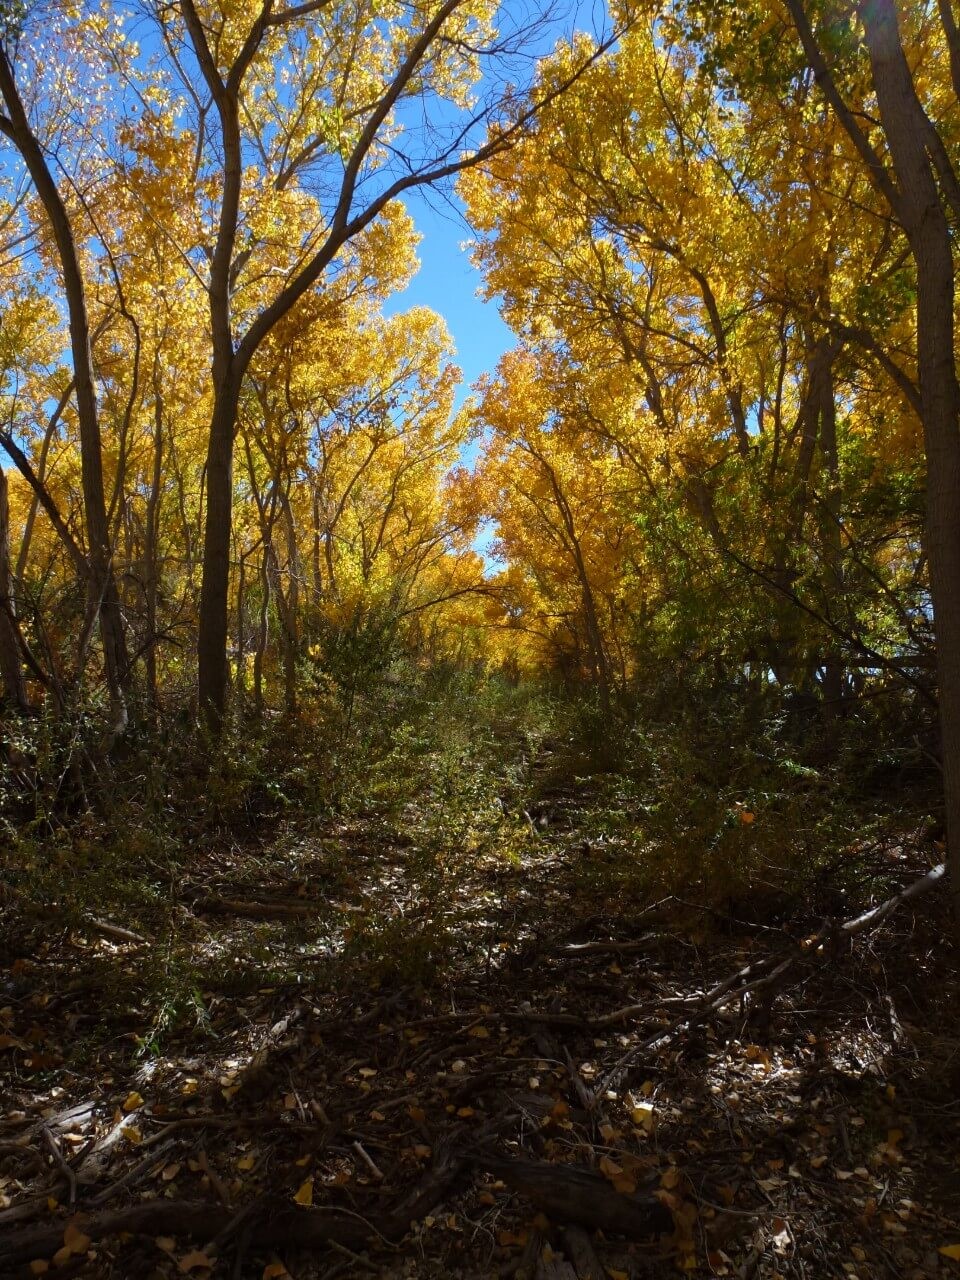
[551,678,938,914]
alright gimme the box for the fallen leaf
[123,1091,144,1112]
[293,1179,313,1206]
[63,1222,91,1254]
[178,1250,214,1272]
[599,1155,637,1194]
[940,1245,960,1262]
[630,1102,655,1132]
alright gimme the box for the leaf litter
[1,773,959,1279]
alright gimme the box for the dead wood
[0,1198,377,1269]
[598,861,947,1094]
[192,896,321,919]
[0,1166,464,1271]
[537,1257,578,1279]
[83,916,150,945]
[470,1153,672,1239]
[553,933,661,957]
[561,1225,605,1280]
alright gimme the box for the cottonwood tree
[0,11,131,732]
[674,0,960,921]
[138,0,611,729]
[462,14,925,707]
[784,0,960,925]
[0,0,615,732]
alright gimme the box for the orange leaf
[178,1250,214,1272]
[293,1179,313,1206]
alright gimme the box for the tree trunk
[0,464,27,711]
[0,49,129,735]
[197,382,240,729]
[143,378,165,719]
[861,0,960,927]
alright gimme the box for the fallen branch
[0,1151,470,1270]
[83,916,151,945]
[469,1152,671,1239]
[192,896,321,919]
[599,863,946,1094]
[0,1198,375,1269]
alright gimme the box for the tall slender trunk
[0,49,128,733]
[143,380,165,718]
[818,351,845,724]
[197,380,240,728]
[0,465,27,711]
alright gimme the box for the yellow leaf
[123,1091,144,1112]
[121,1125,142,1145]
[155,1237,176,1252]
[63,1222,91,1254]
[468,1026,490,1038]
[178,1249,214,1272]
[28,1262,50,1276]
[940,1245,960,1261]
[739,811,755,824]
[293,1179,313,1206]
[630,1102,655,1131]
[237,1155,256,1171]
[262,1264,290,1278]
[161,1163,181,1182]
[600,1154,636,1191]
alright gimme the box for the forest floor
[1,739,959,1280]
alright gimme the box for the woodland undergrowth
[0,667,955,1279]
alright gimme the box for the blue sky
[387,188,516,420]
